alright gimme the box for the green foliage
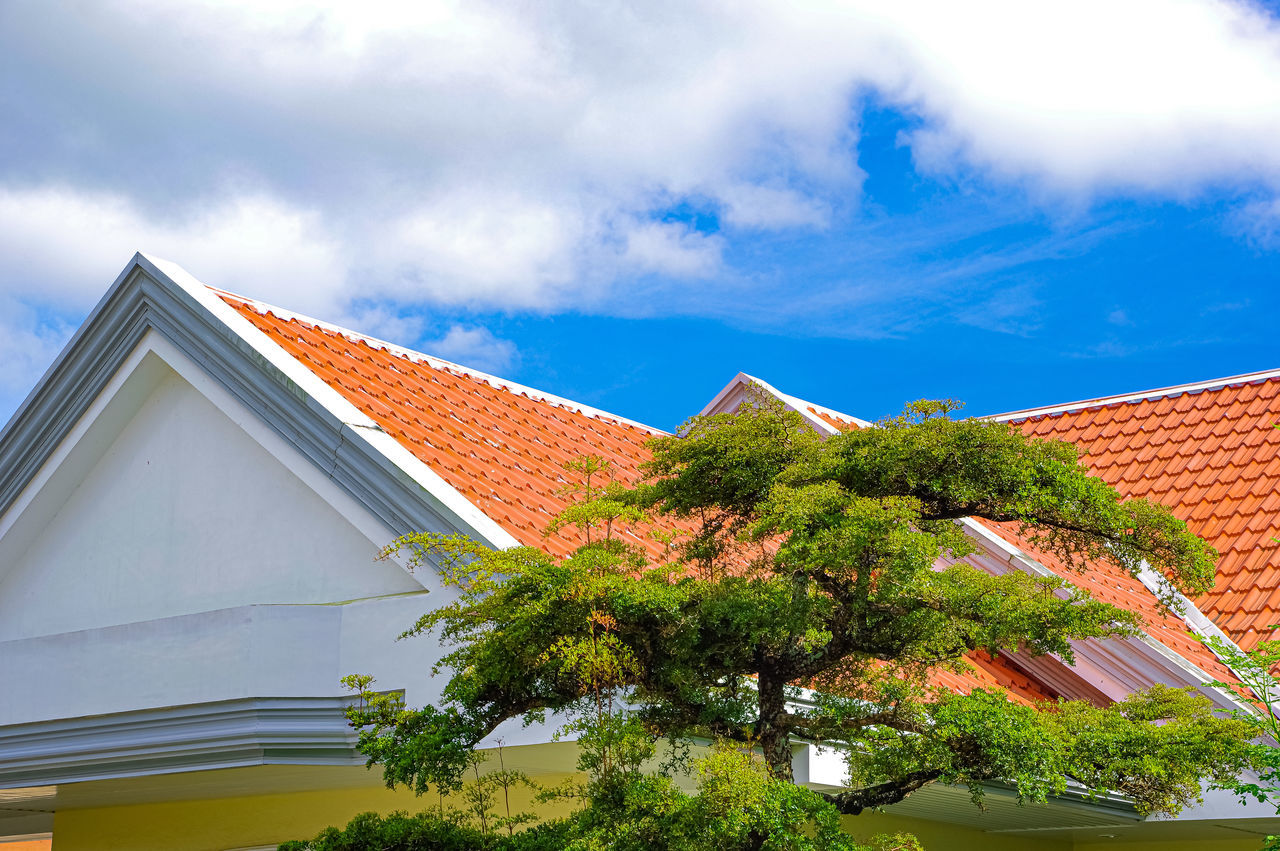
[1203,631,1280,851]
[847,684,1253,816]
[280,746,918,851]
[563,744,912,851]
[334,397,1258,849]
[277,810,571,851]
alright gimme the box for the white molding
[1133,560,1272,716]
[0,332,427,587]
[0,697,361,788]
[958,519,1251,712]
[990,367,1280,422]
[959,518,1062,582]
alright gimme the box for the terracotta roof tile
[221,296,667,561]
[1001,374,1280,649]
[220,289,1251,701]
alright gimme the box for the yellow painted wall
[1073,841,1262,851]
[51,776,573,851]
[842,811,1072,851]
[47,773,1267,851]
[50,782,1081,851]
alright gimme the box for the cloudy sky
[2,0,1280,429]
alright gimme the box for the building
[1,255,1278,850]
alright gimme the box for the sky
[2,0,1280,431]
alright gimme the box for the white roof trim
[700,372,871,432]
[1133,560,1271,712]
[212,286,666,436]
[991,367,1280,422]
[960,518,1060,581]
[962,518,1257,715]
[139,254,523,552]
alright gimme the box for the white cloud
[423,325,520,374]
[0,187,347,316]
[1229,197,1280,250]
[620,220,724,279]
[2,0,1280,360]
[875,0,1280,193]
[380,191,584,307]
[0,296,77,420]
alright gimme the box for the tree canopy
[341,397,1257,845]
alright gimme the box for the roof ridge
[211,287,667,436]
[990,367,1280,422]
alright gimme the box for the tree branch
[821,770,943,814]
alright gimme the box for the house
[1,254,1278,850]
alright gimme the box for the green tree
[342,398,1257,842]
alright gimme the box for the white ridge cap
[210,287,667,436]
[991,367,1280,422]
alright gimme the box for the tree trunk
[756,673,793,781]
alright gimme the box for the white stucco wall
[0,594,443,725]
[0,363,422,643]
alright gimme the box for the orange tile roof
[940,651,1059,705]
[220,292,666,560]
[217,289,1239,701]
[999,372,1280,649]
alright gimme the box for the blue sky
[2,1,1279,431]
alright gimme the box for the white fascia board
[0,334,159,552]
[1134,561,1243,660]
[1127,633,1251,714]
[989,367,1280,422]
[699,372,755,418]
[0,258,149,449]
[0,697,363,787]
[958,518,1060,581]
[137,254,522,552]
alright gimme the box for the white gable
[0,334,423,643]
[701,372,871,433]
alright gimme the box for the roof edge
[700,372,871,431]
[960,518,1256,716]
[139,254,523,552]
[213,287,667,436]
[991,367,1280,422]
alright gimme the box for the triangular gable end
[0,330,426,642]
[0,254,522,584]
